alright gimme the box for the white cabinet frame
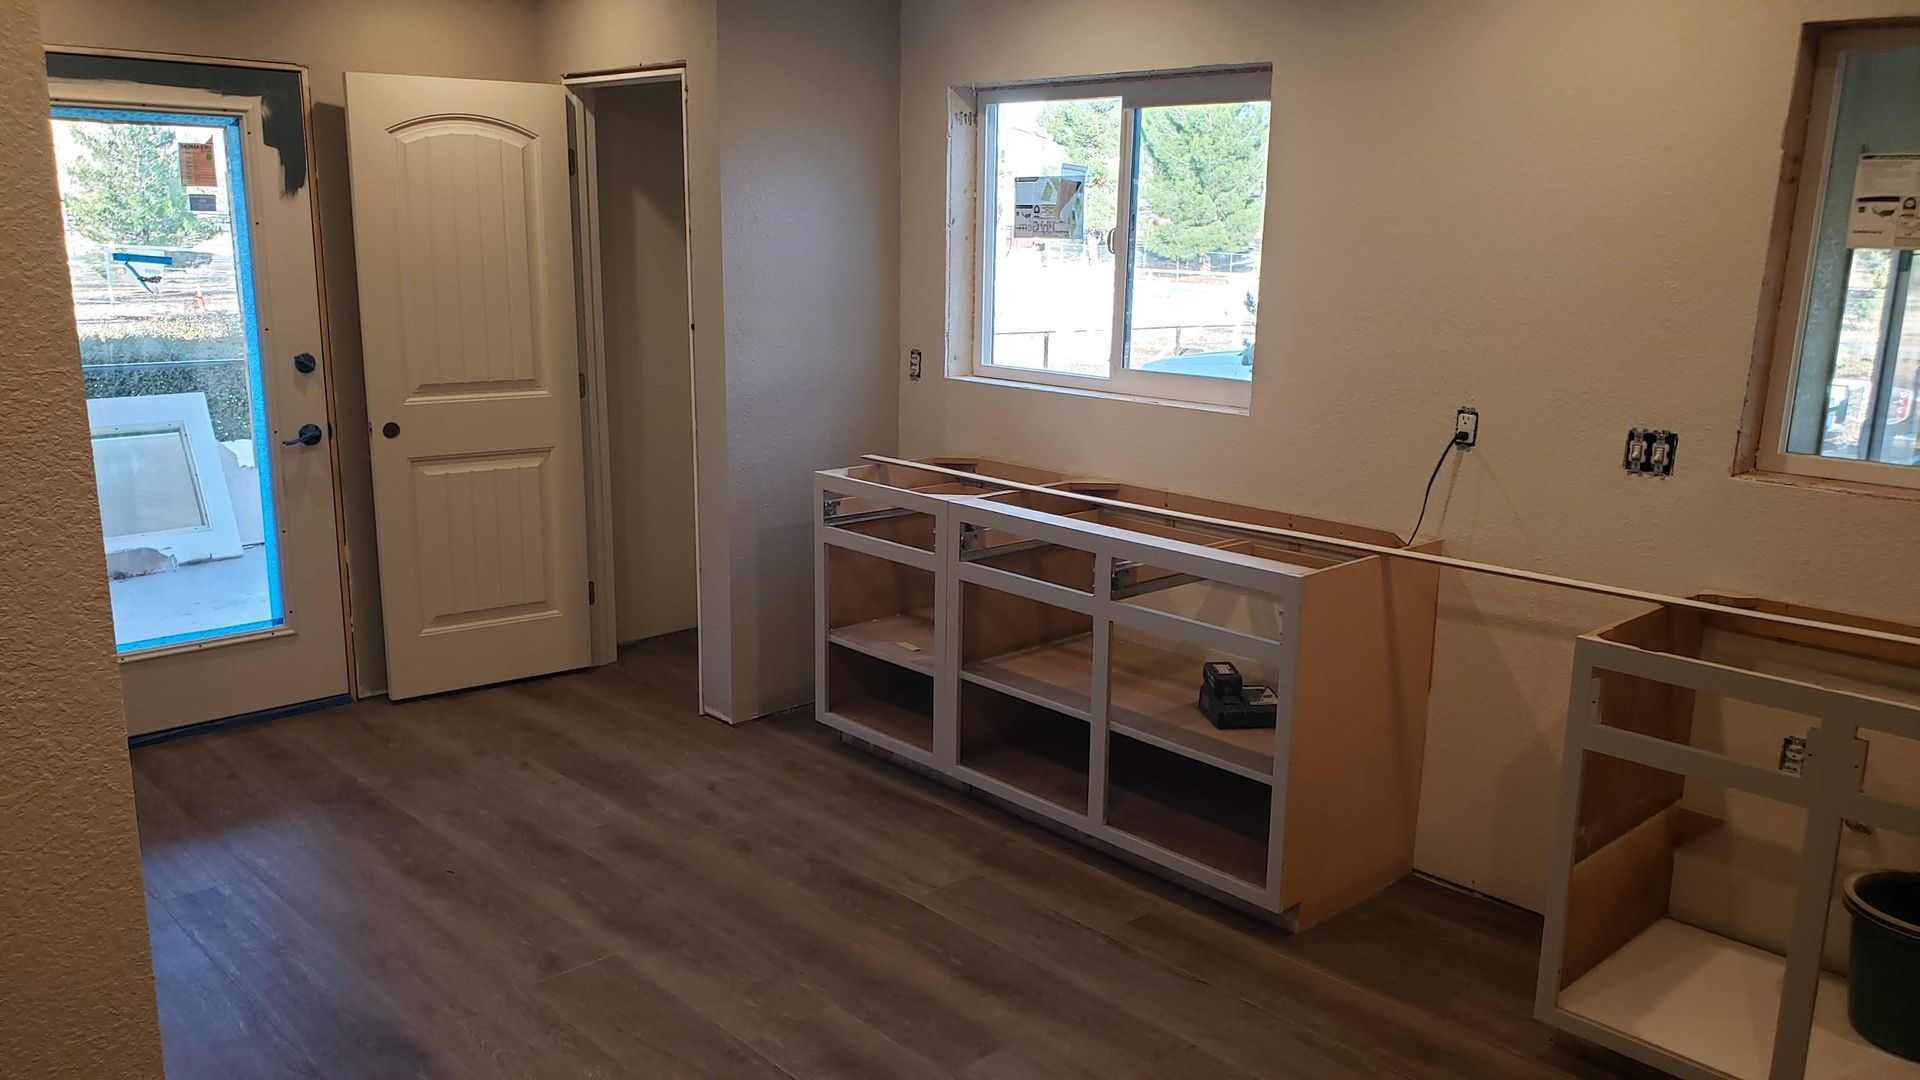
[1536,631,1920,1080]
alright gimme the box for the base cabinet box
[815,457,1441,930]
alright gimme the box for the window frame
[972,67,1272,410]
[1753,25,1920,492]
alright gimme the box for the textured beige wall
[0,0,164,1074]
[716,0,901,719]
[595,82,700,642]
[543,0,902,721]
[898,0,1920,910]
[38,0,550,697]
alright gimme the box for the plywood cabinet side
[1559,803,1719,988]
[1578,606,1703,859]
[1280,550,1441,930]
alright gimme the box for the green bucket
[1842,870,1920,1063]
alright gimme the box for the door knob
[382,421,401,439]
[282,423,324,447]
[293,352,317,373]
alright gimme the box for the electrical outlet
[1779,735,1808,776]
[1454,406,1479,450]
[908,348,923,381]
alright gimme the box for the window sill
[947,372,1250,416]
[1732,465,1920,503]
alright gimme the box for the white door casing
[345,73,591,700]
[49,68,353,736]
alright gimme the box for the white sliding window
[975,68,1272,408]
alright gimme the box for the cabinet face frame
[945,496,1301,911]
[815,469,949,767]
[1535,625,1920,1080]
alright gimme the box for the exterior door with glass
[48,57,350,735]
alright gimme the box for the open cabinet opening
[570,72,700,668]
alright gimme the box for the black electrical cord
[1405,435,1463,546]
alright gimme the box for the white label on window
[1012,164,1087,240]
[1847,154,1920,248]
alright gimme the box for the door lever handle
[282,423,324,447]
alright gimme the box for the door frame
[564,66,706,708]
[45,46,357,731]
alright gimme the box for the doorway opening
[568,70,702,684]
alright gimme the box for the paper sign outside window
[179,141,217,189]
[1013,163,1087,240]
[1847,154,1920,248]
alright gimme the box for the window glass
[1874,251,1920,465]
[1124,101,1269,382]
[986,97,1121,377]
[92,426,207,536]
[1787,45,1920,469]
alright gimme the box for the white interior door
[345,73,591,700]
[47,62,352,736]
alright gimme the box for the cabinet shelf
[962,635,1279,780]
[1107,732,1270,887]
[1561,918,1917,1080]
[1108,639,1276,781]
[959,681,1091,814]
[825,643,934,752]
[826,609,935,674]
[827,694,934,751]
[961,634,1094,719]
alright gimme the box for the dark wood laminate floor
[132,632,1635,1080]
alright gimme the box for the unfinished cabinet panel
[814,455,1442,930]
[1537,597,1920,1080]
[827,547,936,674]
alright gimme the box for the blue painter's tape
[219,110,288,629]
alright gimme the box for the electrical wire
[1405,435,1461,546]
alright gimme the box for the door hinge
[588,580,596,604]
[568,147,577,176]
[578,371,587,398]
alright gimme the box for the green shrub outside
[79,312,255,442]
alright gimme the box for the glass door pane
[984,96,1122,377]
[1869,253,1920,465]
[1123,100,1270,382]
[51,107,283,652]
